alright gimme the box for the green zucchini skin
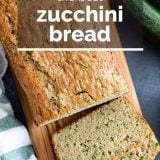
[123,0,160,41]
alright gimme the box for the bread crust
[0,0,17,54]
[0,0,128,126]
[9,52,128,125]
[120,131,160,160]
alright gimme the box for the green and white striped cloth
[0,44,37,160]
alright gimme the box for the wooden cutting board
[12,52,141,160]
[11,1,141,160]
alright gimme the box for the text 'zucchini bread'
[53,98,160,160]
[10,51,128,125]
[0,0,128,125]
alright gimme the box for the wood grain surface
[11,1,141,160]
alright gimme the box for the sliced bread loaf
[121,132,160,160]
[53,98,151,160]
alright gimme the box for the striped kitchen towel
[0,44,37,160]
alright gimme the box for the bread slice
[121,132,160,160]
[9,52,128,125]
[53,98,151,160]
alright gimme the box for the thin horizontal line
[17,48,144,52]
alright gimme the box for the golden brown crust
[120,131,160,160]
[10,52,128,125]
[0,0,17,53]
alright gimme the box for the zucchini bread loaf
[10,51,128,125]
[53,98,160,160]
[0,0,128,125]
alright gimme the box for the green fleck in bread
[53,98,151,160]
[10,52,128,126]
[121,132,160,160]
[0,0,128,126]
